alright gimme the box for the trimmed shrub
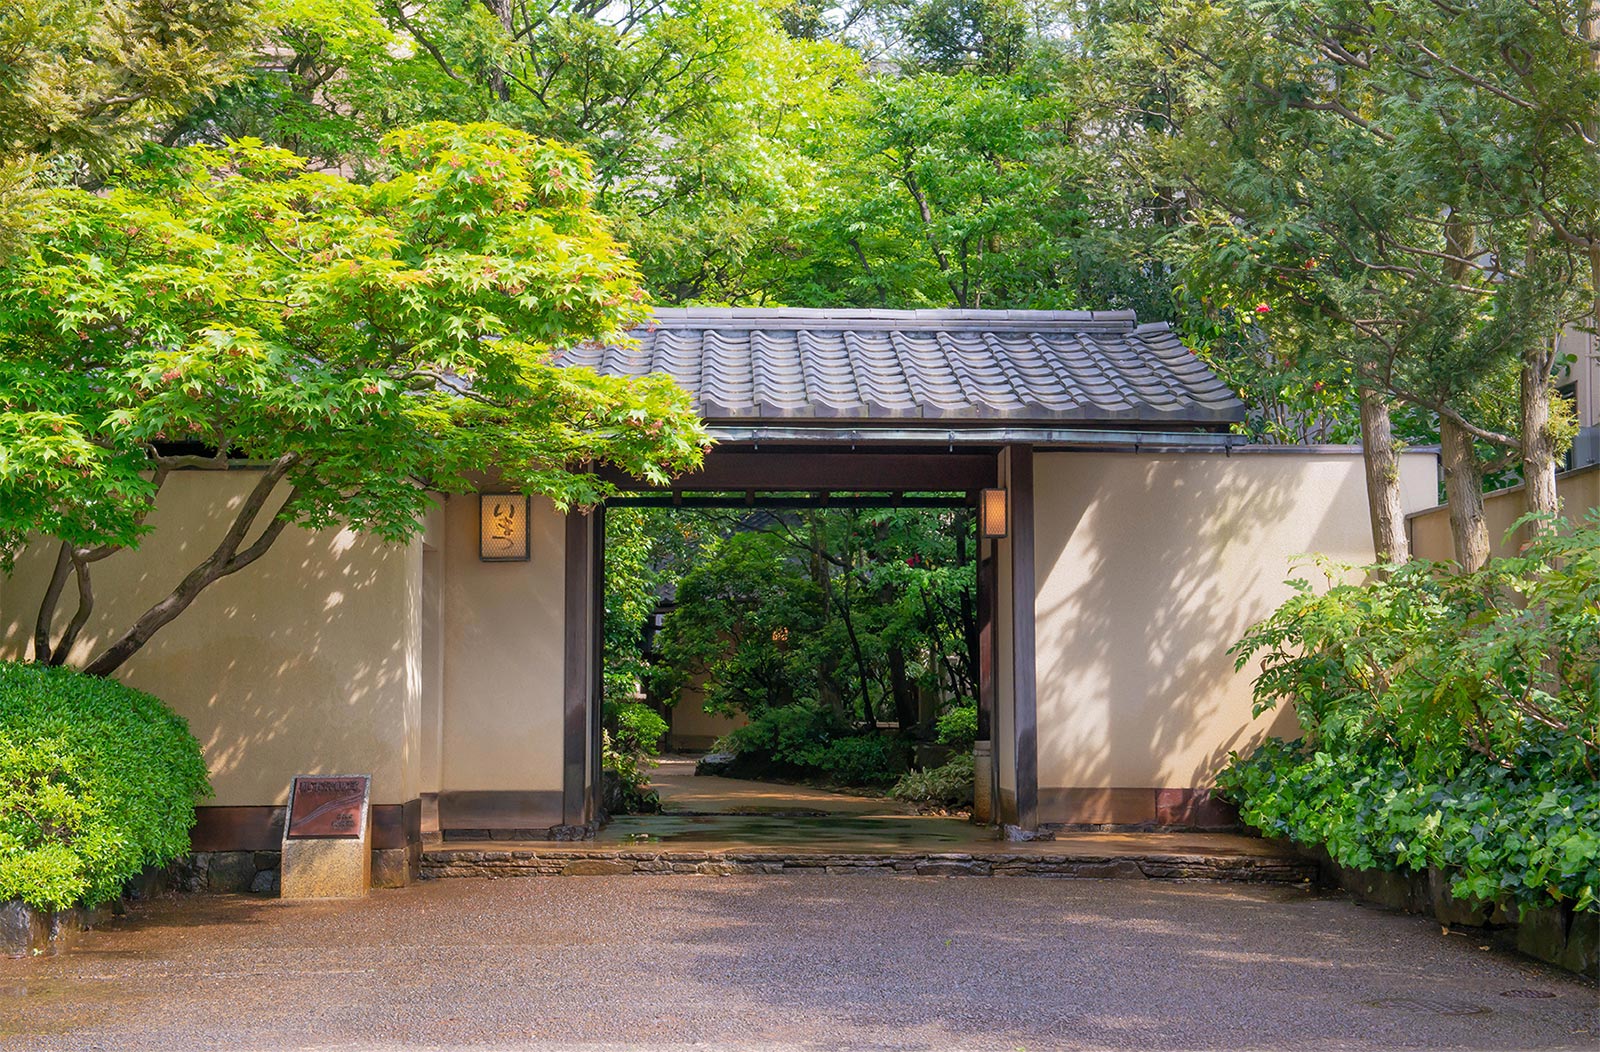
[935,705,978,751]
[602,701,666,814]
[809,734,904,787]
[716,704,847,776]
[891,753,975,809]
[0,662,211,911]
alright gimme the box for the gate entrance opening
[598,487,992,847]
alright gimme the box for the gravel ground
[1,876,1595,1051]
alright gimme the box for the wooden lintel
[597,451,998,493]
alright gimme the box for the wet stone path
[424,759,1314,884]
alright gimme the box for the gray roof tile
[556,308,1246,427]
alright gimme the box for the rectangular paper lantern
[979,488,1008,539]
[479,493,532,562]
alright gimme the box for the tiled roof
[556,308,1245,427]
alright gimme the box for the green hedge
[0,662,211,911]
[714,704,909,786]
[1218,514,1600,914]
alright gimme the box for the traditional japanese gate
[554,307,1247,832]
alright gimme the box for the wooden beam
[609,494,969,509]
[598,451,997,492]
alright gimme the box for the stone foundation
[185,847,417,895]
[1,902,109,958]
[421,847,1318,884]
[1306,850,1599,980]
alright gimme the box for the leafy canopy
[0,121,709,568]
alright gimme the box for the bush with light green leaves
[0,662,211,911]
[1218,513,1600,914]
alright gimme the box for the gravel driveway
[2,876,1594,1051]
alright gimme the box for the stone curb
[419,849,1318,885]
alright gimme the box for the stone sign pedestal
[973,741,993,823]
[280,775,372,900]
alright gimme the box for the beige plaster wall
[1032,449,1436,793]
[0,471,421,807]
[1409,465,1600,563]
[437,492,567,795]
[668,676,748,749]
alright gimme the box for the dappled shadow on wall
[1030,455,1360,795]
[0,478,416,803]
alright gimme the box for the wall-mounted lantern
[479,493,532,562]
[979,487,1008,539]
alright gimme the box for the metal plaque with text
[286,775,371,839]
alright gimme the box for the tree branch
[48,551,96,666]
[82,455,299,677]
[33,544,73,665]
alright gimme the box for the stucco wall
[1409,465,1600,562]
[1031,449,1437,812]
[437,492,568,801]
[0,471,421,808]
[668,676,749,750]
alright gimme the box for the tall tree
[1084,0,1596,566]
[1,122,708,675]
[0,0,260,170]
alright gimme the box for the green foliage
[1,121,707,671]
[808,734,906,787]
[649,526,823,714]
[715,705,906,786]
[935,704,978,751]
[0,0,260,170]
[612,702,668,757]
[647,508,978,729]
[1086,0,1597,462]
[0,662,211,911]
[602,508,664,711]
[890,752,975,808]
[1219,514,1600,912]
[718,704,848,772]
[1,121,704,557]
[601,700,667,815]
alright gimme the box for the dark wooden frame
[478,493,533,562]
[565,445,1047,831]
[598,451,997,492]
[562,510,596,825]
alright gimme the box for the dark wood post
[562,508,597,827]
[1006,444,1038,831]
[588,506,606,825]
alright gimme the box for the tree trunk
[483,0,514,101]
[81,460,297,676]
[1520,334,1561,530]
[1358,385,1410,563]
[1440,416,1491,570]
[888,646,917,732]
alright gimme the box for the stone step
[420,847,1318,884]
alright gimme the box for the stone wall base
[422,847,1318,884]
[1304,848,1598,980]
[184,846,419,896]
[1,902,109,958]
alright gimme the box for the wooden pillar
[562,508,599,827]
[1005,444,1039,831]
[588,505,606,824]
